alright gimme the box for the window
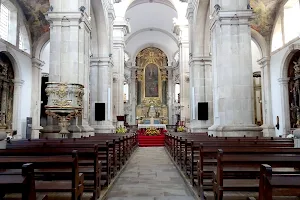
[124,83,129,103]
[0,1,17,45]
[19,25,31,54]
[271,0,300,51]
[0,4,9,41]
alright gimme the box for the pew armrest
[37,195,48,200]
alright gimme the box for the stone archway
[287,51,300,129]
[0,52,14,131]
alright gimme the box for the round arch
[279,44,300,135]
[132,43,173,66]
[0,51,22,136]
[32,32,50,60]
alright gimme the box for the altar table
[138,124,167,130]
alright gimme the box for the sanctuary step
[138,134,165,147]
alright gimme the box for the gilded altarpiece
[0,53,14,130]
[136,47,168,124]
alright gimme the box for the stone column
[90,57,115,133]
[45,0,93,137]
[174,24,190,125]
[278,78,290,136]
[112,18,130,126]
[12,79,24,139]
[167,67,174,125]
[208,1,262,136]
[1,82,7,125]
[31,58,44,139]
[259,57,275,136]
[189,56,213,132]
[129,67,137,125]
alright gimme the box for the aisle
[106,147,195,200]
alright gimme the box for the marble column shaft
[129,68,136,125]
[31,58,44,138]
[167,68,174,125]
[112,19,130,122]
[209,1,262,136]
[278,78,290,136]
[190,56,213,132]
[259,57,275,136]
[12,79,24,139]
[90,57,114,133]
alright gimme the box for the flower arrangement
[144,127,161,136]
[177,126,185,132]
[116,126,127,134]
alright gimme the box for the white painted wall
[270,38,300,136]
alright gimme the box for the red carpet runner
[138,134,165,147]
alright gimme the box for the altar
[138,124,167,130]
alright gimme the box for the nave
[106,147,195,200]
[2,131,300,200]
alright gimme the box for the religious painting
[145,64,159,97]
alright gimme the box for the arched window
[19,24,31,54]
[0,0,17,45]
[272,0,300,51]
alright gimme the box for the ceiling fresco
[14,0,284,43]
[250,0,284,38]
[16,0,50,43]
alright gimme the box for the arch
[0,50,22,135]
[32,31,50,60]
[192,0,209,56]
[281,44,300,78]
[251,29,268,57]
[91,0,110,57]
[132,43,173,66]
[279,43,300,135]
[125,28,178,45]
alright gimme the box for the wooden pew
[0,145,100,200]
[213,150,300,200]
[257,164,300,200]
[0,151,84,200]
[0,163,48,200]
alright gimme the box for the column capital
[278,77,290,85]
[189,56,212,66]
[210,10,253,30]
[32,58,45,70]
[113,18,130,36]
[90,57,113,68]
[258,57,270,68]
[12,79,24,86]
[186,2,194,22]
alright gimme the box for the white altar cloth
[138,124,167,130]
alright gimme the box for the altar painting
[145,64,159,97]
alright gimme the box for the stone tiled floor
[106,147,195,200]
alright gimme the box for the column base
[41,123,94,138]
[92,121,115,134]
[208,124,263,137]
[260,124,276,137]
[189,120,211,133]
[31,126,43,139]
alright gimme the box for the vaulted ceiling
[15,0,285,43]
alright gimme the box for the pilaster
[112,19,130,125]
[208,3,262,136]
[90,57,115,133]
[12,79,24,139]
[278,78,290,136]
[31,58,44,139]
[189,56,213,132]
[173,23,190,125]
[258,57,275,136]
